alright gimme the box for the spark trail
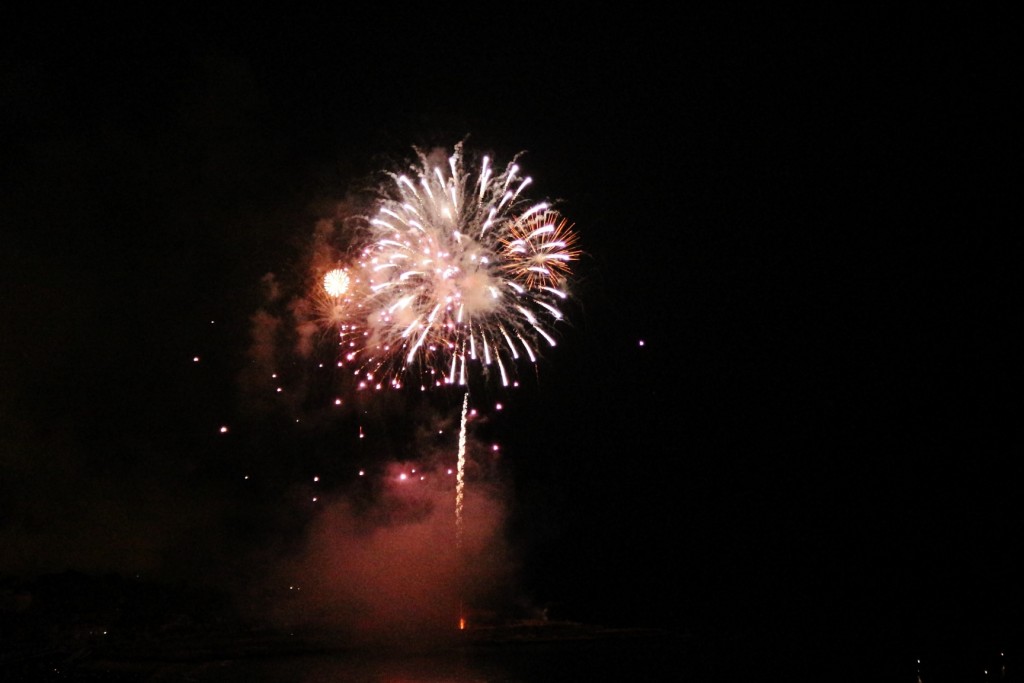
[457,390,468,630]
[456,391,468,549]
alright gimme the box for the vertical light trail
[456,391,468,549]
[457,390,469,630]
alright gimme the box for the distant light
[193,356,200,362]
[639,339,645,347]
[334,398,342,405]
[276,387,282,393]
[323,268,351,298]
[495,403,503,410]
[219,426,229,433]
[358,470,365,476]
[399,473,407,481]
[313,476,319,482]
[492,444,499,451]
[244,475,249,480]
[312,497,318,502]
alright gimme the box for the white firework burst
[351,142,579,390]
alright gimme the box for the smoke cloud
[241,436,526,646]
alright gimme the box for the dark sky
[1,5,1016,667]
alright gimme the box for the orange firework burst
[500,210,580,289]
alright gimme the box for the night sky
[1,6,1016,674]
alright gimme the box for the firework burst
[308,143,579,631]
[345,142,578,390]
[323,268,351,298]
[307,264,372,368]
